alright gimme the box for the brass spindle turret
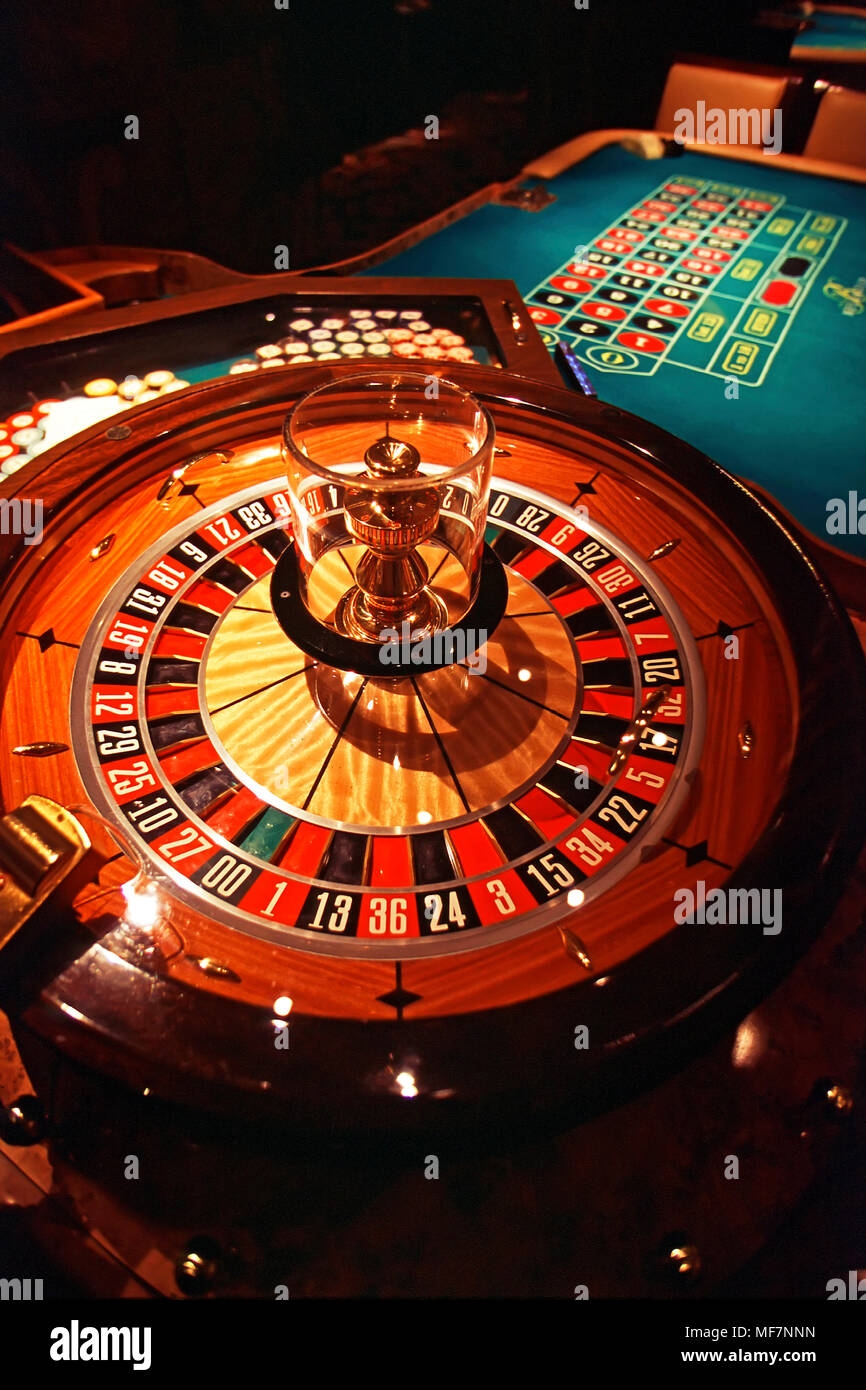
[334,435,448,640]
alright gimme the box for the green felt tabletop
[366,143,866,558]
[792,10,866,56]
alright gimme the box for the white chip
[367,342,392,356]
[1,454,30,476]
[399,310,423,320]
[37,394,123,448]
[322,318,346,330]
[361,330,385,343]
[308,328,333,340]
[349,308,372,318]
[335,329,360,342]
[312,340,336,353]
[340,342,365,355]
[353,318,377,331]
[11,427,44,450]
[288,319,314,332]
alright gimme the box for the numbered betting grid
[524,172,847,386]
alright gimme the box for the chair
[804,84,866,167]
[655,62,792,148]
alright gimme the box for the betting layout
[526,174,846,385]
[72,479,700,957]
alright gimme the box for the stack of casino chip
[1,370,191,476]
[83,369,192,406]
[1,322,480,480]
[228,308,475,376]
[0,403,59,477]
[110,369,191,404]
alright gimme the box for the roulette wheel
[0,360,864,1298]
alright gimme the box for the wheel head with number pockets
[0,363,863,1130]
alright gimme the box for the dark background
[1,0,771,271]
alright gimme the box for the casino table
[791,5,866,61]
[335,130,866,563]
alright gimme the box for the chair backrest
[804,84,866,168]
[655,62,791,148]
